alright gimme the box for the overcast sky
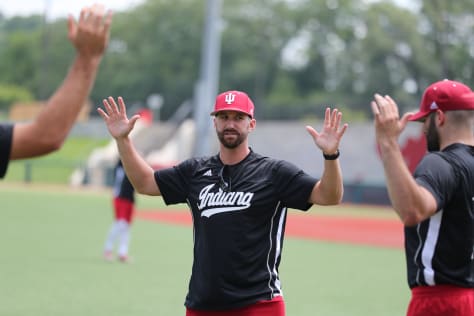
[0,0,417,20]
[0,0,145,19]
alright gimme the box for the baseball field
[1,183,409,316]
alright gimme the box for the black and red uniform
[406,143,474,289]
[0,124,13,179]
[154,149,318,311]
[113,160,135,223]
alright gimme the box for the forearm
[310,160,344,205]
[10,55,102,159]
[116,137,160,196]
[38,55,101,141]
[379,140,433,225]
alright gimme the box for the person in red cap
[371,79,474,316]
[0,4,112,179]
[98,90,348,316]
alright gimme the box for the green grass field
[3,137,109,184]
[0,184,409,316]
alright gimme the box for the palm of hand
[107,117,132,139]
[98,96,137,140]
[315,127,339,153]
[306,108,347,154]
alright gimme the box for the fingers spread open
[101,98,111,115]
[117,96,127,116]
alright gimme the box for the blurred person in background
[102,108,154,263]
[103,159,135,263]
[98,90,347,316]
[371,79,474,316]
[0,4,112,179]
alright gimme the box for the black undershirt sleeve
[0,124,13,179]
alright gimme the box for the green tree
[93,0,204,119]
[1,0,474,121]
[420,0,474,83]
[0,83,34,111]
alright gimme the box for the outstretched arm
[10,4,112,160]
[306,108,348,205]
[371,94,437,226]
[98,96,161,196]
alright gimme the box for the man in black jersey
[98,90,348,316]
[0,4,112,180]
[371,79,474,316]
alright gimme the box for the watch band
[323,149,340,160]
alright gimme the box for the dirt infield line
[136,210,404,249]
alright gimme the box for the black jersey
[113,161,135,202]
[405,143,474,289]
[0,124,13,179]
[154,149,318,310]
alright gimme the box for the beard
[426,114,441,152]
[217,129,246,149]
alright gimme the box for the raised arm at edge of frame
[9,5,113,160]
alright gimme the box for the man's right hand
[98,96,141,140]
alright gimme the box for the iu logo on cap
[225,93,236,104]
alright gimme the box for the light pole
[193,0,222,156]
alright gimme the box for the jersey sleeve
[0,124,13,179]
[272,160,318,211]
[414,153,457,212]
[154,159,194,205]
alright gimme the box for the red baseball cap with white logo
[409,79,474,121]
[210,90,255,118]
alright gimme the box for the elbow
[132,180,159,196]
[135,187,149,195]
[399,211,424,227]
[132,183,148,195]
[34,138,64,156]
[327,195,343,206]
[394,199,432,226]
[312,183,344,205]
[44,140,64,154]
[320,190,344,206]
[48,139,64,152]
[401,217,420,227]
[330,187,344,205]
[37,129,66,153]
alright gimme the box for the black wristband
[323,149,340,160]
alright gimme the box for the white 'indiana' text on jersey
[154,149,318,311]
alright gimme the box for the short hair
[446,110,474,127]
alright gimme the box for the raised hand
[371,94,413,143]
[98,97,140,140]
[306,108,348,155]
[67,4,112,59]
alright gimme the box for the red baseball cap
[409,79,474,121]
[210,90,255,118]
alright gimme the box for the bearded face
[216,128,247,149]
[214,111,252,149]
